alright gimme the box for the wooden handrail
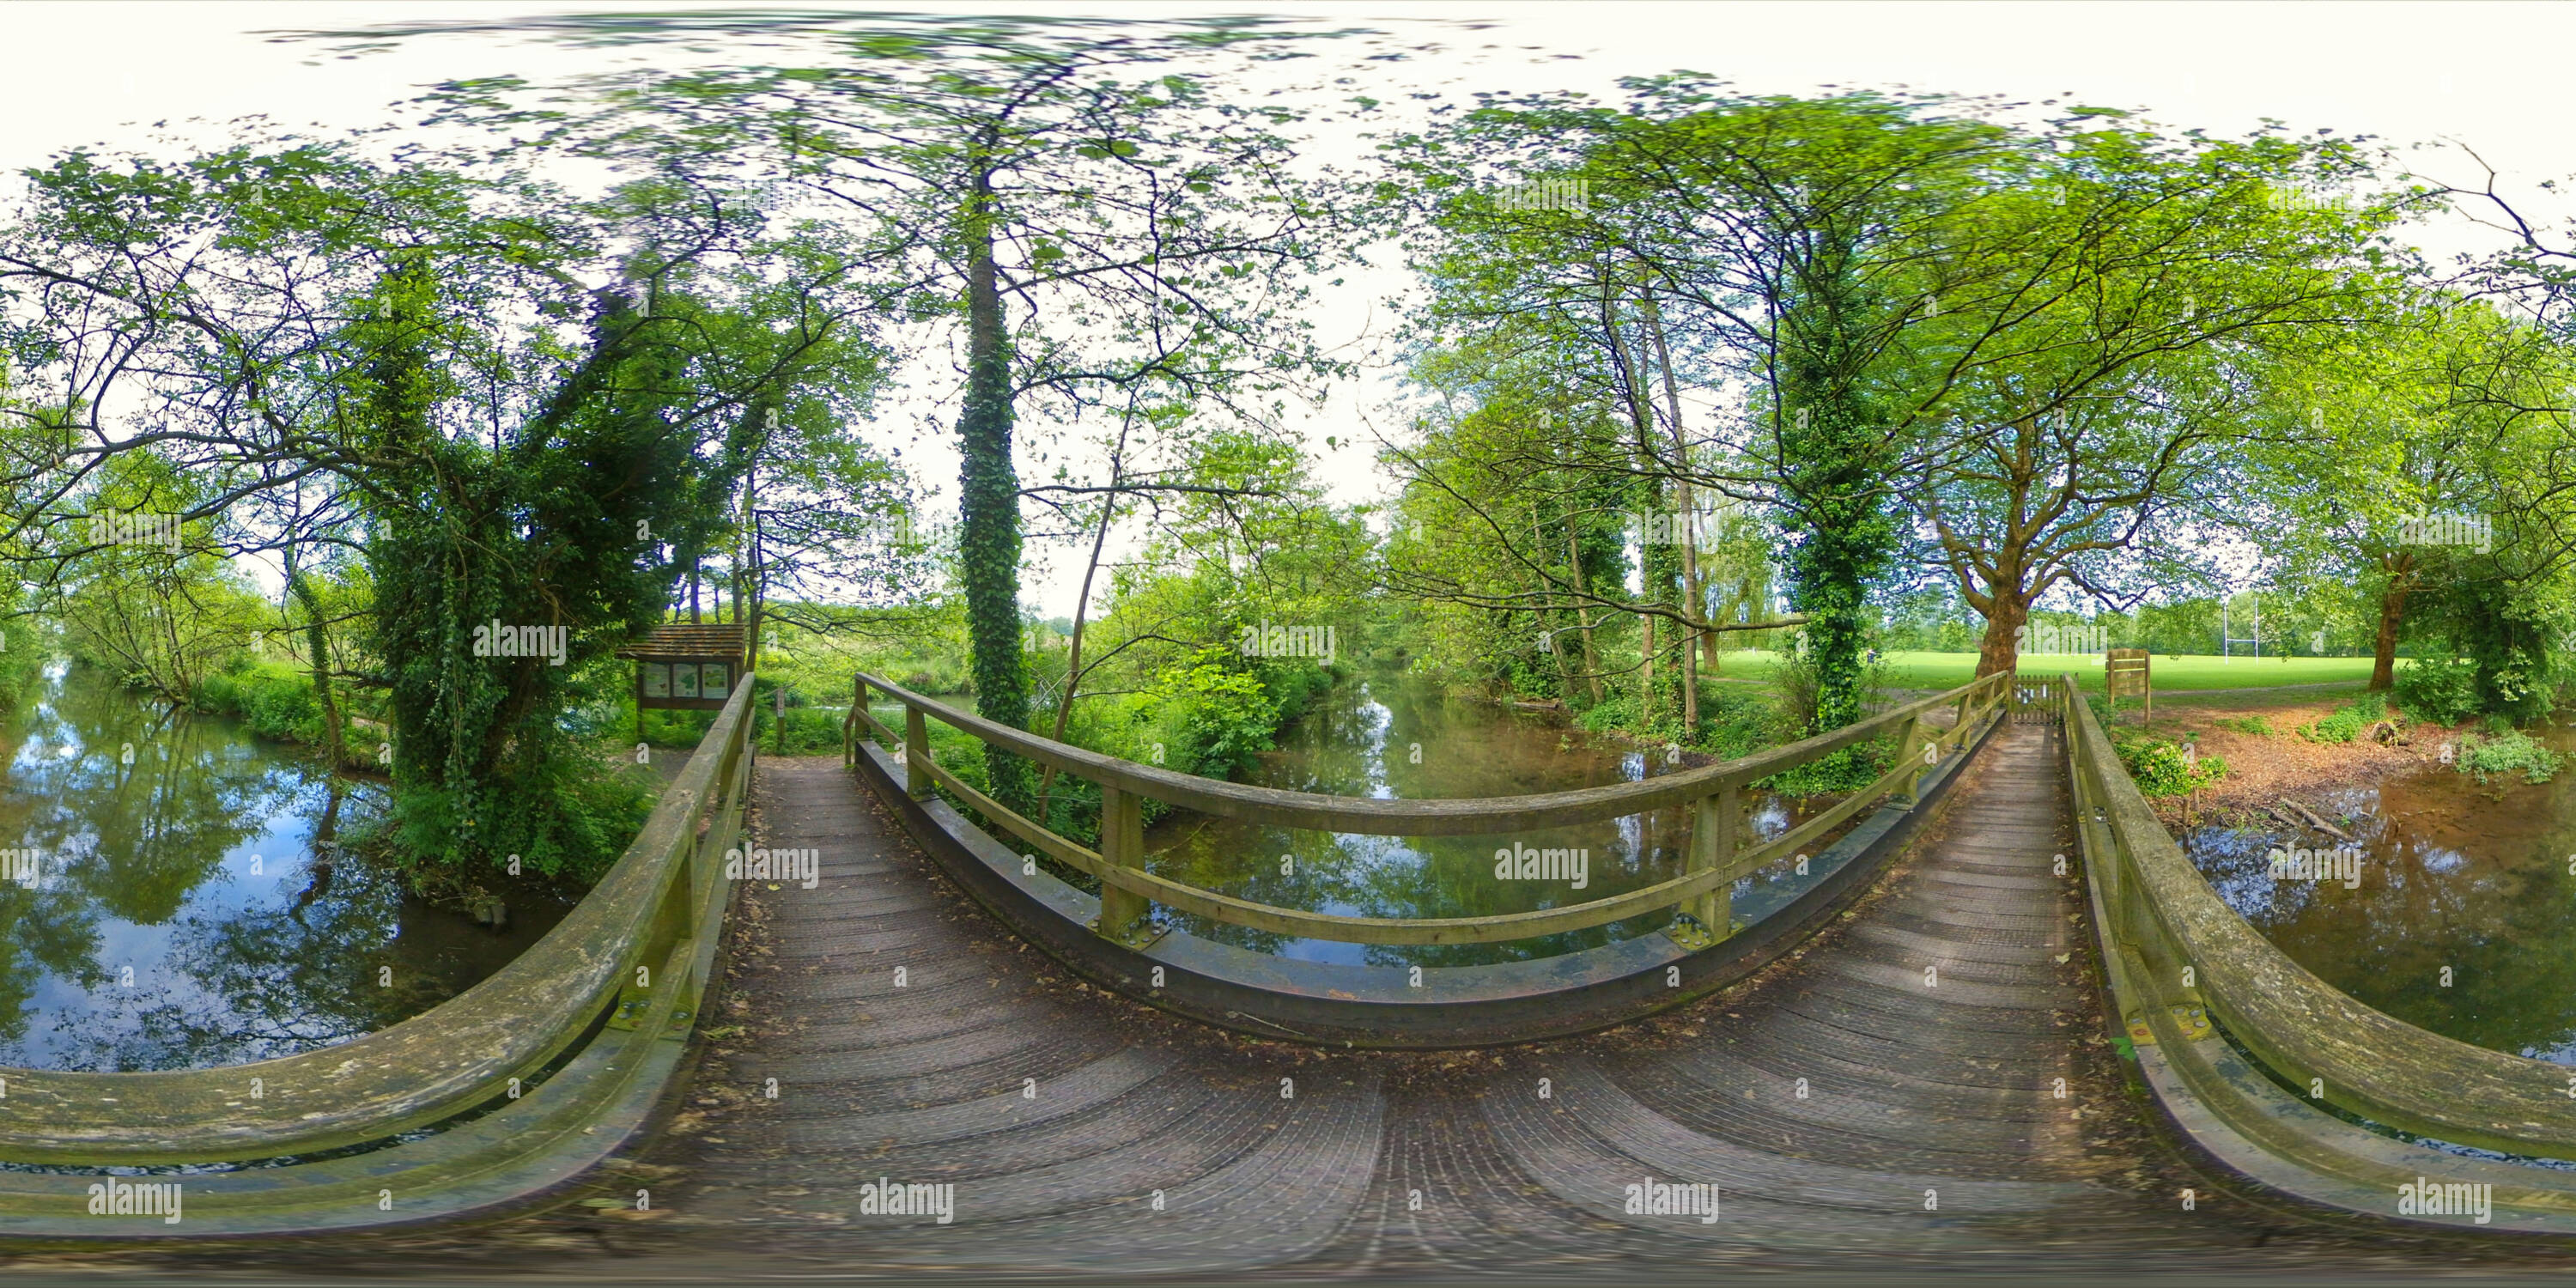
[851,669,2011,947]
[854,671,2008,835]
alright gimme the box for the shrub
[754,705,851,755]
[193,662,326,744]
[1754,738,1892,797]
[2456,729,2562,786]
[2112,733,2226,797]
[1746,644,1903,795]
[1157,650,1280,781]
[1575,691,1639,734]
[2215,714,2274,737]
[2297,693,2386,744]
[2395,654,2482,726]
[384,754,656,884]
[243,680,321,743]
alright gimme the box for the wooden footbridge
[9,670,2576,1275]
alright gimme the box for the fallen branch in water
[2277,796,2353,841]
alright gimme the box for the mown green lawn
[1708,649,2387,694]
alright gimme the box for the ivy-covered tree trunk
[956,160,1034,811]
[1775,237,1896,734]
[362,264,701,881]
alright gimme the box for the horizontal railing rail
[847,669,2011,949]
[2063,671,2576,1163]
[0,677,755,1169]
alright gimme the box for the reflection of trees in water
[1152,675,1711,966]
[48,854,442,1072]
[2196,805,2576,1060]
[1,668,559,1070]
[9,670,297,922]
[0,887,103,1045]
[2,667,362,1063]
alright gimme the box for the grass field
[1708,649,2387,694]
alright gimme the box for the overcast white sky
[7,1,2572,616]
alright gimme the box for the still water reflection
[2184,724,2576,1062]
[0,664,568,1072]
[1147,672,1821,967]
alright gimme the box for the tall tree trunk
[2370,552,2415,692]
[1035,445,1124,822]
[286,564,345,769]
[1567,525,1604,706]
[1645,290,1701,738]
[1974,567,2029,680]
[1641,611,1656,724]
[744,475,761,671]
[1607,291,1674,728]
[956,155,1033,811]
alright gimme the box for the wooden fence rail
[846,670,2012,950]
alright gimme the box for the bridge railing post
[905,705,934,801]
[860,675,881,762]
[1095,782,1153,946]
[1683,783,1739,943]
[1894,714,1928,805]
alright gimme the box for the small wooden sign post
[2106,647,2152,723]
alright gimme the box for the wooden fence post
[1096,783,1152,945]
[848,677,866,768]
[1895,713,1928,805]
[1684,783,1739,945]
[905,706,933,800]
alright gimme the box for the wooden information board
[614,625,747,735]
[2106,647,2151,720]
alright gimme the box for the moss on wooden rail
[848,670,2009,948]
[0,679,756,1168]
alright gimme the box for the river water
[1145,671,1828,968]
[0,664,569,1072]
[2183,723,2576,1062]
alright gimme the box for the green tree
[402,14,1358,814]
[0,139,893,879]
[2251,296,2576,705]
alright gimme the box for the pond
[2183,722,2576,1063]
[1145,671,1838,968]
[0,663,571,1072]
